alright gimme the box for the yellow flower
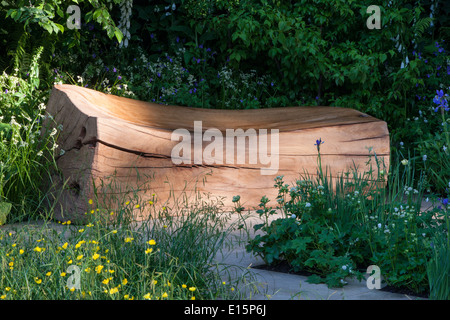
[110,211,114,216]
[108,269,115,274]
[33,246,43,253]
[46,272,52,277]
[148,200,153,205]
[122,279,128,285]
[102,278,110,285]
[92,253,100,260]
[152,280,157,285]
[112,230,117,234]
[76,254,83,260]
[182,284,187,289]
[19,249,24,254]
[62,242,68,249]
[191,296,196,300]
[189,287,196,292]
[88,199,93,205]
[124,237,134,243]
[109,287,119,294]
[143,293,151,300]
[162,292,168,298]
[0,295,5,300]
[60,272,66,277]
[145,248,153,254]
[135,204,140,209]
[87,223,94,227]
[75,240,85,249]
[69,287,76,292]
[95,265,104,274]
[8,262,13,267]
[147,239,156,246]
[34,278,42,284]
[5,287,11,292]
[401,159,409,166]
[68,259,73,264]
[78,229,84,233]
[125,201,130,205]
[90,210,95,214]
[85,267,91,273]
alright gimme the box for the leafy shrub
[0,48,58,222]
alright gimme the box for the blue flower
[314,138,324,152]
[433,89,449,112]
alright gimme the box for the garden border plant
[235,139,449,297]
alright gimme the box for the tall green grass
[0,175,259,300]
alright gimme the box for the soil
[252,260,430,299]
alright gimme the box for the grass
[0,182,261,300]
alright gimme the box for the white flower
[342,265,347,271]
[305,202,311,208]
[377,223,382,229]
[401,159,408,166]
[422,155,427,161]
[291,214,296,219]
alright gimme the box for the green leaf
[114,28,123,43]
[0,202,12,225]
[307,274,324,284]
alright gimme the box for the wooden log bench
[44,84,390,222]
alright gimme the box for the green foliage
[0,194,255,300]
[241,145,447,294]
[427,224,450,300]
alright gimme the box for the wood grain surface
[44,84,390,222]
